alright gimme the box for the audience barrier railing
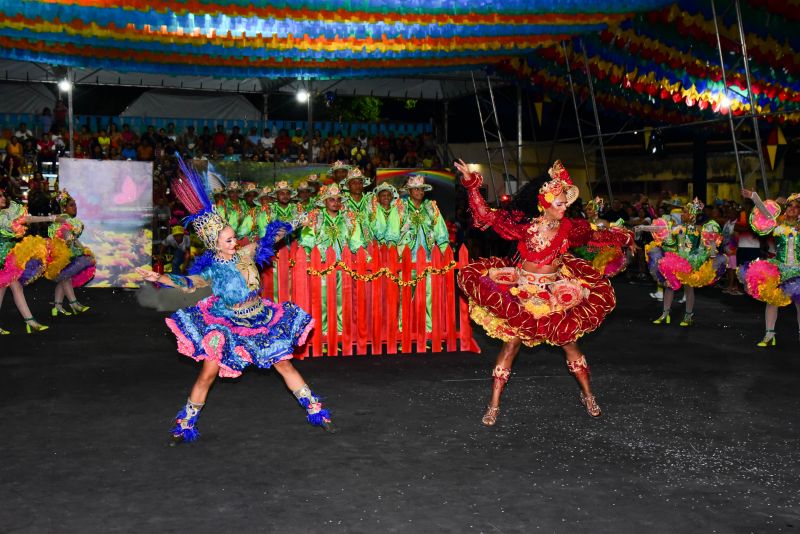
[0,113,433,138]
[259,241,480,358]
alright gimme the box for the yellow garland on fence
[306,260,457,287]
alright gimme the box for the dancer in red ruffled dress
[455,160,617,426]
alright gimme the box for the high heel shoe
[580,392,602,417]
[24,318,49,334]
[0,326,9,335]
[679,312,694,327]
[481,405,500,426]
[51,303,72,317]
[757,330,776,347]
[68,300,90,314]
[652,311,670,325]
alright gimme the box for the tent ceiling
[0,1,673,79]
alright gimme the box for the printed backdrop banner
[376,168,455,219]
[58,158,153,288]
[196,161,331,189]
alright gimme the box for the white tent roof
[0,81,56,114]
[0,60,489,100]
[120,90,260,120]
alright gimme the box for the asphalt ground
[1,279,798,533]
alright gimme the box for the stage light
[58,79,73,92]
[719,95,731,109]
[296,89,309,103]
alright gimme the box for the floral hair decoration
[538,160,579,209]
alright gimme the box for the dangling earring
[538,205,544,213]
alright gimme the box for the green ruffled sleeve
[429,201,450,252]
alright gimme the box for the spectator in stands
[357,129,368,149]
[198,126,212,153]
[602,198,630,222]
[291,128,304,147]
[228,125,245,154]
[120,143,136,160]
[259,128,275,151]
[140,125,157,147]
[245,127,260,152]
[27,173,52,237]
[120,123,136,145]
[72,143,86,159]
[180,125,199,154]
[212,125,227,152]
[40,107,53,135]
[166,123,178,142]
[296,151,308,165]
[15,123,33,141]
[274,129,291,154]
[108,123,122,151]
[160,225,191,274]
[137,139,154,161]
[53,100,67,132]
[223,146,241,162]
[36,132,56,170]
[96,128,111,155]
[351,143,368,168]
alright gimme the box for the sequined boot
[170,398,204,445]
[293,384,335,433]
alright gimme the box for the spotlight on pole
[58,79,73,92]
[296,89,309,103]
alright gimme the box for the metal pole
[580,40,613,203]
[443,99,450,159]
[561,41,592,196]
[711,0,744,191]
[486,75,512,193]
[307,82,313,162]
[471,72,500,205]
[734,0,769,195]
[67,70,74,157]
[516,84,522,187]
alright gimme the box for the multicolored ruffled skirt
[458,254,616,348]
[646,245,727,290]
[738,259,800,306]
[0,236,49,288]
[45,239,96,287]
[165,295,314,378]
[571,244,629,278]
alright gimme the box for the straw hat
[373,182,399,200]
[402,174,432,192]
[272,180,297,198]
[315,184,344,207]
[226,180,243,193]
[340,167,372,188]
[256,186,274,201]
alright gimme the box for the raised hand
[454,159,482,188]
[741,189,753,199]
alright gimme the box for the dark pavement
[1,280,798,533]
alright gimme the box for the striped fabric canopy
[0,0,673,79]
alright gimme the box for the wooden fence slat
[309,247,323,357]
[340,248,354,356]
[444,246,458,352]
[414,247,428,353]
[430,247,443,353]
[386,246,399,355]
[277,244,290,303]
[457,245,480,353]
[400,247,413,354]
[325,248,338,356]
[291,244,310,359]
[371,245,385,354]
[355,247,368,355]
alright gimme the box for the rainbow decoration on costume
[0,1,673,79]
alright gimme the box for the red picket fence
[260,241,481,358]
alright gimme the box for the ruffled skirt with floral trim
[738,259,800,306]
[165,296,314,378]
[0,236,50,288]
[45,239,96,287]
[457,254,616,348]
[646,245,727,290]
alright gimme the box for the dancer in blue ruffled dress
[136,157,334,444]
